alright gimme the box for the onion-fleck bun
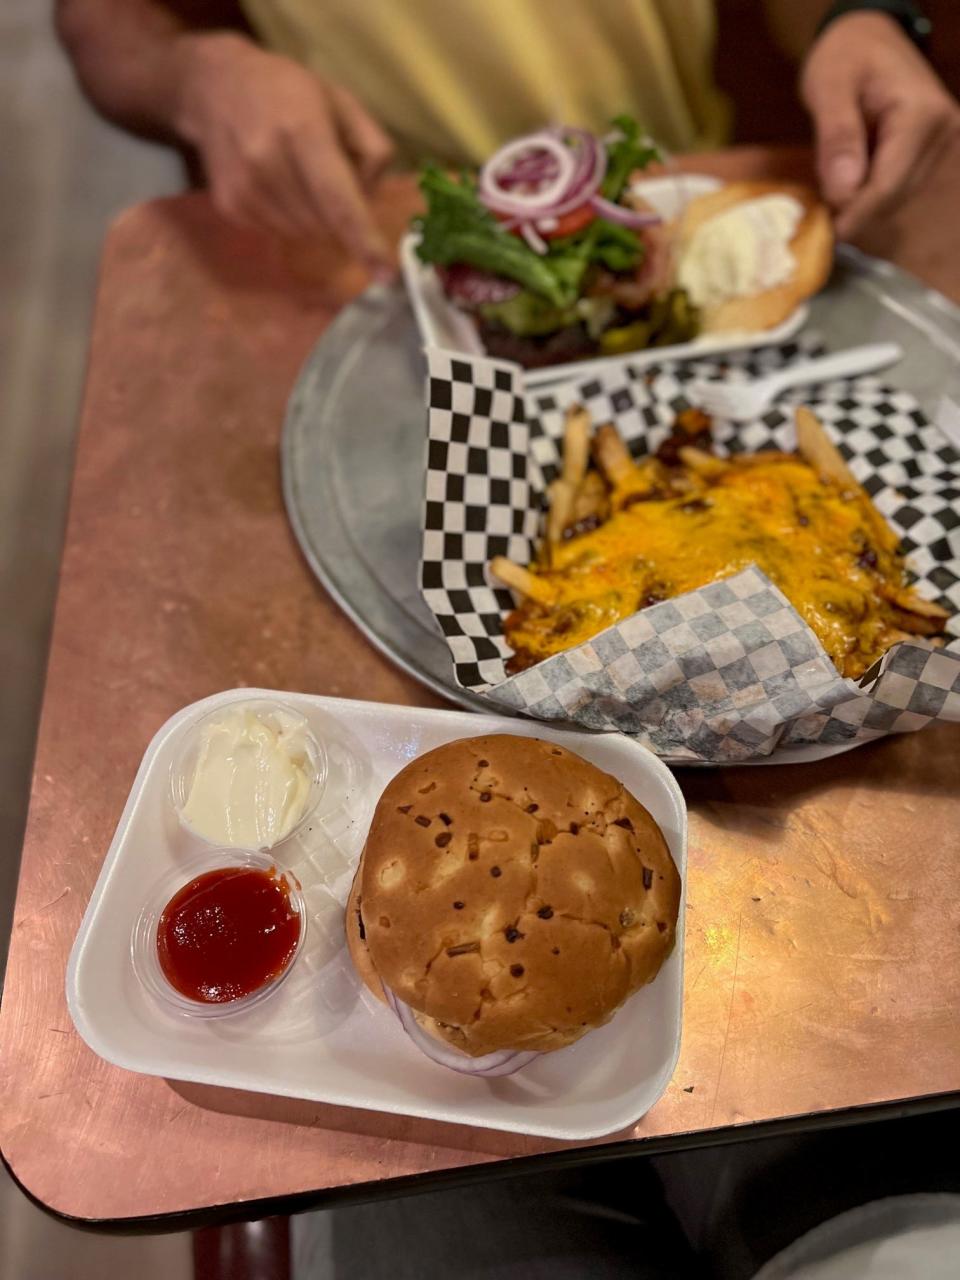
[346,735,680,1059]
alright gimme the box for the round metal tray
[281,249,960,711]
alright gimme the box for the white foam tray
[66,691,686,1140]
[402,173,808,387]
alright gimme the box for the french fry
[795,406,859,489]
[544,410,605,550]
[886,587,951,621]
[733,452,796,465]
[490,556,555,605]
[795,407,901,553]
[561,405,591,489]
[888,606,949,637]
[545,478,574,546]
[678,445,727,477]
[592,423,636,486]
[571,471,609,524]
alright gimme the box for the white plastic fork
[689,342,903,422]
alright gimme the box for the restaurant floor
[4,5,960,1279]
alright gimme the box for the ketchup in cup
[157,865,301,1004]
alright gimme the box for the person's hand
[801,12,960,240]
[175,33,395,275]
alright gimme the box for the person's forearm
[55,0,244,143]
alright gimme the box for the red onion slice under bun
[383,986,539,1077]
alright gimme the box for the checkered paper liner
[422,342,960,764]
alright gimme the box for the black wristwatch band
[816,0,932,50]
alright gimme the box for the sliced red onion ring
[588,194,663,228]
[478,127,607,222]
[383,986,539,1077]
[520,222,548,255]
[537,128,606,220]
[498,154,560,189]
[479,134,576,217]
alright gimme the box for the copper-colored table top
[2,147,959,1224]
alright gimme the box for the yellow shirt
[239,0,730,165]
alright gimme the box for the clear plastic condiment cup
[169,698,327,852]
[131,848,306,1020]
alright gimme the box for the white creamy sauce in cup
[678,194,804,309]
[180,707,313,848]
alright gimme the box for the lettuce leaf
[601,115,661,201]
[549,218,643,274]
[415,167,574,307]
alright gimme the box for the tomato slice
[493,203,597,241]
[541,203,597,239]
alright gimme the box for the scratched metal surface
[1,151,959,1223]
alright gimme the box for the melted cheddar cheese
[505,452,916,679]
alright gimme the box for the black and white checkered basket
[422,342,960,764]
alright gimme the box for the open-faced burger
[412,117,832,368]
